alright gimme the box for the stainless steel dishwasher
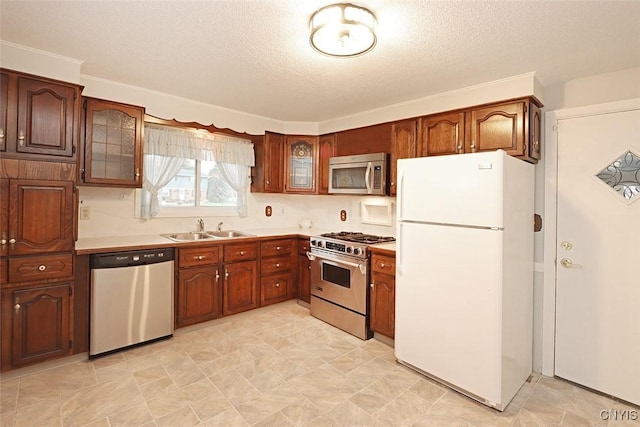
[90,248,175,357]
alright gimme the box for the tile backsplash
[77,187,396,238]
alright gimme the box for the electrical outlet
[80,206,91,220]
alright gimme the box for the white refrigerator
[395,150,534,411]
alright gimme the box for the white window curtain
[140,124,255,219]
[219,163,251,217]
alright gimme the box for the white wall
[77,187,397,238]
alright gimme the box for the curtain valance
[144,123,255,166]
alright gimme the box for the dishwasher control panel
[91,248,175,269]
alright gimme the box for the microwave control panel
[373,165,382,189]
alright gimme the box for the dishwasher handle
[90,248,175,269]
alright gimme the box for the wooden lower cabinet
[297,238,311,303]
[176,266,222,328]
[223,260,258,315]
[1,281,72,371]
[260,238,295,306]
[369,252,396,339]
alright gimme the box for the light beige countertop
[75,227,331,255]
[368,242,396,253]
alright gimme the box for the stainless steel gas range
[307,231,395,340]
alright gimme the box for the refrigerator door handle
[364,162,372,194]
[397,171,405,220]
[397,223,404,276]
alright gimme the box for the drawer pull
[38,265,47,271]
[275,263,280,268]
[275,282,280,288]
[9,238,16,244]
[1,239,6,245]
[275,246,281,251]
[194,255,205,260]
[239,251,246,256]
[380,262,385,268]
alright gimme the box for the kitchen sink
[161,232,217,242]
[206,230,255,238]
[161,230,255,242]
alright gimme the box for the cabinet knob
[194,255,205,260]
[0,128,4,140]
[380,262,385,268]
[266,179,270,185]
[370,283,374,288]
[275,282,280,288]
[9,238,16,244]
[1,239,6,245]
[275,263,281,268]
[14,303,21,313]
[38,265,47,271]
[18,130,25,145]
[225,270,229,278]
[215,269,220,281]
[457,144,463,150]
[239,251,246,256]
[275,246,281,251]
[135,168,140,178]
[470,143,476,151]
[533,139,540,150]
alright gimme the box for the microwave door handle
[307,252,363,270]
[365,162,373,194]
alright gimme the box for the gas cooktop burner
[319,231,396,244]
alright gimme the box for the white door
[555,108,640,405]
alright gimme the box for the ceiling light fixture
[309,3,377,58]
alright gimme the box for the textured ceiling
[1,1,639,122]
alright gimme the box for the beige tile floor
[0,300,636,426]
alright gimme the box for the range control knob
[311,240,317,246]
[317,241,323,248]
[353,248,361,256]
[346,246,353,254]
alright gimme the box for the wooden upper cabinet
[0,72,8,153]
[318,134,336,194]
[81,97,145,187]
[0,70,82,162]
[466,101,525,156]
[284,136,318,194]
[262,131,284,192]
[6,179,74,255]
[390,119,417,196]
[419,111,465,156]
[528,102,542,161]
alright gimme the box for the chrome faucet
[197,218,205,232]
[217,221,223,232]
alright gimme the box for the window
[159,159,237,208]
[138,123,254,219]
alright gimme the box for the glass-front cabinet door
[81,98,145,187]
[284,136,318,194]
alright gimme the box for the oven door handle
[307,252,367,274]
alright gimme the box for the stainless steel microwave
[328,153,389,195]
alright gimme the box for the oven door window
[322,262,351,288]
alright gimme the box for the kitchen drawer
[224,242,258,262]
[260,255,293,275]
[371,254,395,275]
[179,246,220,268]
[261,239,294,257]
[8,253,73,283]
[298,238,311,255]
[260,273,292,306]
